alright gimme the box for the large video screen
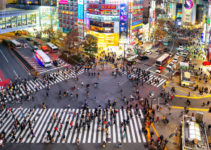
[18,0,57,6]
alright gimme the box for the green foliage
[84,34,98,54]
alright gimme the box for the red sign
[101,4,116,9]
[88,4,99,9]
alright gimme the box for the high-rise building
[0,0,6,10]
[82,0,144,51]
[58,0,78,33]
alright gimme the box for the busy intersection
[1,0,211,150]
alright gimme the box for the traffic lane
[0,44,29,80]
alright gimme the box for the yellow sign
[87,30,119,49]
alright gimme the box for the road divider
[9,47,38,77]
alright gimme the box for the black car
[138,56,149,61]
[34,41,40,46]
[26,38,32,41]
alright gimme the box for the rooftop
[182,114,209,150]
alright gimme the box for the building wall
[143,0,151,8]
[58,0,78,33]
[0,9,38,34]
[0,0,6,10]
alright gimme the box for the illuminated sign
[59,0,68,5]
[101,4,116,10]
[88,4,99,9]
[120,3,127,34]
[78,0,84,21]
[184,0,193,10]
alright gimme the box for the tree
[151,26,167,44]
[83,34,98,54]
[64,30,80,55]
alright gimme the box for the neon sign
[59,0,68,5]
[184,0,193,10]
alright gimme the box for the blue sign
[201,33,204,42]
[78,3,84,20]
[119,3,127,34]
[132,20,142,26]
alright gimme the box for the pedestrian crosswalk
[121,70,166,87]
[0,108,146,144]
[1,69,85,103]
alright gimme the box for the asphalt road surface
[0,44,29,80]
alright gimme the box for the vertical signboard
[78,0,84,22]
[119,3,127,38]
[208,40,211,61]
[78,0,84,37]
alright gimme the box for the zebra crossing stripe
[131,110,141,143]
[57,109,69,143]
[78,110,86,143]
[107,110,111,143]
[22,109,44,142]
[136,113,146,143]
[43,108,59,143]
[91,109,97,143]
[5,108,29,141]
[128,112,136,143]
[67,109,79,143]
[28,81,36,92]
[97,111,102,143]
[36,80,45,89]
[139,110,144,119]
[62,109,74,143]
[0,109,20,133]
[12,109,32,142]
[72,109,82,143]
[119,109,125,143]
[26,109,48,143]
[50,109,63,140]
[17,109,40,143]
[1,108,146,144]
[122,109,131,143]
[54,109,67,143]
[157,79,166,87]
[36,109,55,143]
[116,110,121,143]
[79,109,88,143]
[112,111,116,143]
[0,109,7,120]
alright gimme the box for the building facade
[82,0,143,51]
[58,0,78,33]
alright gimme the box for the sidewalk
[165,58,211,99]
[148,104,211,150]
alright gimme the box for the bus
[10,40,22,48]
[47,42,58,52]
[156,53,170,66]
[34,50,52,67]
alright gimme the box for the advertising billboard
[59,0,68,5]
[78,0,84,21]
[119,3,127,36]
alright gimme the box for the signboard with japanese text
[119,3,127,37]
[78,0,84,21]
